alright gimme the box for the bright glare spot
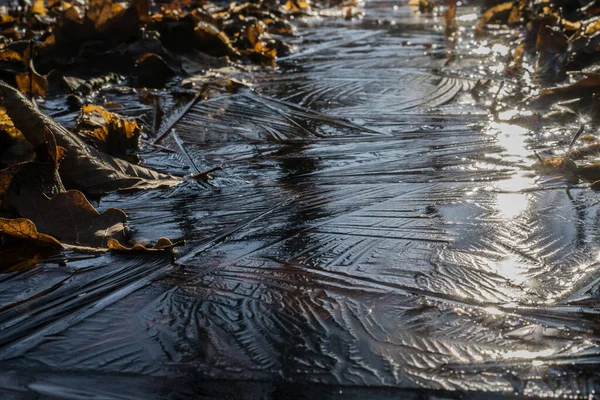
[457,13,478,21]
[484,307,503,316]
[473,46,491,55]
[532,360,544,367]
[490,63,505,74]
[502,348,555,360]
[491,43,510,56]
[498,109,534,121]
[490,122,529,157]
[494,253,525,285]
[497,192,528,219]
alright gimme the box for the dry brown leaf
[64,5,84,22]
[194,22,240,57]
[0,107,25,142]
[86,0,125,30]
[443,0,457,32]
[0,49,24,64]
[577,163,600,182]
[527,74,600,108]
[135,53,175,88]
[534,23,568,82]
[566,142,600,160]
[0,217,63,272]
[476,2,513,32]
[254,41,277,60]
[32,0,46,16]
[247,23,264,47]
[532,156,578,175]
[512,43,525,68]
[284,0,311,13]
[76,104,141,157]
[0,82,179,195]
[44,34,56,45]
[3,189,128,248]
[507,3,520,25]
[107,237,176,252]
[0,218,62,249]
[579,134,597,142]
[132,0,150,22]
[584,17,600,36]
[15,61,49,98]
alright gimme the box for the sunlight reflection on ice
[496,192,528,219]
[494,253,526,285]
[495,171,536,192]
[502,348,555,360]
[490,122,530,158]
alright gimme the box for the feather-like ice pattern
[2,3,600,398]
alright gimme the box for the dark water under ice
[3,1,600,398]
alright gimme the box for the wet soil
[2,1,600,398]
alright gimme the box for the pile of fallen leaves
[0,0,363,272]
[0,0,363,96]
[471,0,600,187]
[414,0,600,188]
[0,81,181,272]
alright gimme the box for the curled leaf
[3,189,128,248]
[194,22,241,57]
[15,61,49,98]
[0,218,62,248]
[443,0,457,34]
[535,25,568,82]
[0,107,33,167]
[0,81,180,195]
[566,143,600,160]
[0,217,63,272]
[32,0,47,16]
[577,163,600,182]
[476,2,513,33]
[75,104,141,158]
[532,156,578,176]
[107,237,176,252]
[135,53,175,88]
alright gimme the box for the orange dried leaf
[284,0,311,13]
[0,107,25,141]
[32,0,46,15]
[3,189,128,248]
[107,237,176,252]
[443,0,457,29]
[477,2,514,31]
[0,217,63,272]
[528,74,600,107]
[585,18,600,36]
[77,104,141,156]
[15,67,49,98]
[0,218,62,248]
[533,157,578,175]
[86,0,125,30]
[0,49,24,64]
[132,0,150,22]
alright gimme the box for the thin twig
[568,124,585,150]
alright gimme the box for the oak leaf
[3,189,128,248]
[107,237,176,252]
[0,218,63,272]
